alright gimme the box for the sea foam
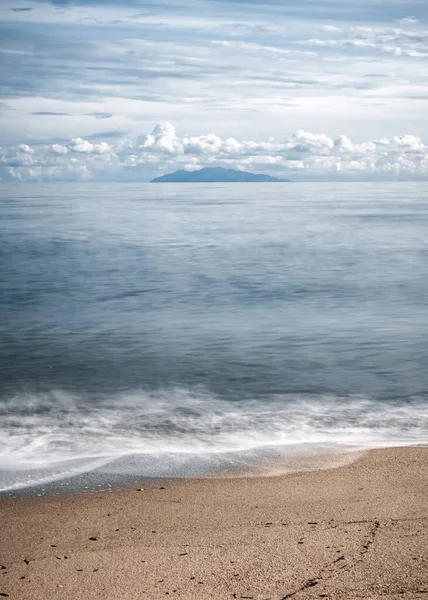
[1,388,426,491]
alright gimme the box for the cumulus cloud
[1,123,427,181]
[69,138,112,154]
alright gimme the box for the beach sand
[1,447,427,599]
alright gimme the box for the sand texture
[1,447,428,599]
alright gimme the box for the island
[150,167,290,183]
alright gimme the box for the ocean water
[1,182,427,492]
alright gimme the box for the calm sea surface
[1,183,427,491]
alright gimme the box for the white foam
[0,388,426,491]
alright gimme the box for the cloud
[86,112,113,119]
[1,123,427,181]
[305,24,428,58]
[398,17,419,25]
[1,0,427,147]
[68,137,112,154]
[32,111,71,116]
[9,7,33,12]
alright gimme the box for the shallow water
[1,182,427,492]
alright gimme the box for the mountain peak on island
[150,167,290,183]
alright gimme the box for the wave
[0,388,427,491]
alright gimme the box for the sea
[1,182,427,494]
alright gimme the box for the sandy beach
[1,447,427,600]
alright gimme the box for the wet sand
[1,446,427,599]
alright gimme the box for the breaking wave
[0,388,426,491]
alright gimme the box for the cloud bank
[2,123,427,181]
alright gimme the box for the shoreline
[0,443,367,499]
[1,446,427,599]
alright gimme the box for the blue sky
[1,0,428,180]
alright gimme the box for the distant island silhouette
[150,167,291,183]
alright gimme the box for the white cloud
[69,138,112,154]
[52,144,68,154]
[18,144,33,154]
[141,123,183,154]
[306,24,428,58]
[1,123,427,181]
[2,2,428,146]
[285,130,335,153]
[397,17,419,25]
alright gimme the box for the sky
[1,0,428,181]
